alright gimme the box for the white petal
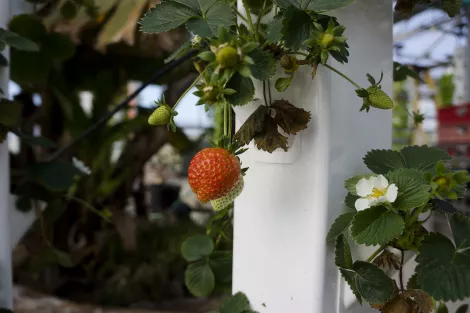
[374,175,389,189]
[356,178,374,197]
[355,198,370,211]
[377,196,387,203]
[386,184,398,203]
[368,197,379,207]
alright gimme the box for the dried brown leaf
[403,289,433,313]
[382,295,414,313]
[254,116,288,153]
[373,250,400,271]
[271,100,311,135]
[234,105,268,146]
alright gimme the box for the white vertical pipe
[232,1,392,313]
[0,0,13,309]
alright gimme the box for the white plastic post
[0,0,13,309]
[233,1,393,313]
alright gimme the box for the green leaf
[274,0,355,11]
[210,251,232,284]
[344,174,373,195]
[185,260,215,297]
[225,73,255,106]
[281,6,314,50]
[0,99,22,127]
[275,75,293,92]
[407,273,421,290]
[438,303,449,313]
[393,62,421,82]
[165,40,192,63]
[219,292,250,313]
[25,162,82,191]
[345,193,359,209]
[447,212,470,249]
[20,135,57,148]
[351,206,405,246]
[456,304,469,313]
[340,269,362,304]
[267,14,283,43]
[416,233,470,301]
[387,169,430,210]
[140,0,235,37]
[353,261,396,304]
[42,33,75,60]
[233,105,267,146]
[0,29,39,51]
[181,234,214,262]
[8,14,47,42]
[10,50,51,84]
[335,235,352,269]
[400,145,451,172]
[363,149,406,175]
[248,48,276,81]
[327,211,356,242]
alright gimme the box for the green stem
[241,0,257,40]
[407,195,432,226]
[172,71,204,110]
[323,64,362,89]
[255,0,267,34]
[223,101,228,137]
[228,103,232,138]
[366,244,387,262]
[234,8,249,24]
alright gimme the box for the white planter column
[233,1,393,313]
[0,0,13,309]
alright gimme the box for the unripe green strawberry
[442,0,461,17]
[216,46,239,68]
[148,104,172,125]
[366,87,393,110]
[320,33,335,48]
[210,177,244,211]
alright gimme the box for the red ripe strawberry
[188,148,241,203]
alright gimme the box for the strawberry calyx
[355,72,393,112]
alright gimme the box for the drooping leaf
[185,260,215,297]
[234,105,267,146]
[340,269,362,304]
[0,99,22,127]
[351,206,405,246]
[403,289,433,313]
[254,115,288,153]
[327,211,356,242]
[353,261,396,304]
[387,169,430,210]
[373,250,400,271]
[25,162,83,191]
[139,0,235,37]
[271,100,311,135]
[0,28,39,51]
[274,0,355,11]
[447,212,470,249]
[275,75,293,92]
[181,234,214,262]
[432,198,458,213]
[281,6,314,50]
[363,149,406,175]
[400,145,451,172]
[335,235,352,269]
[225,73,255,106]
[219,292,250,313]
[416,233,470,301]
[247,48,276,81]
[267,14,283,42]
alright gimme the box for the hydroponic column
[232,1,393,313]
[0,0,13,309]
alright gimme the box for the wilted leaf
[254,116,288,153]
[373,250,400,271]
[234,105,267,146]
[403,289,433,313]
[271,100,311,135]
[382,295,414,313]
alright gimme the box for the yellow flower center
[369,187,386,199]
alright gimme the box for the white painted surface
[232,1,393,313]
[0,0,13,308]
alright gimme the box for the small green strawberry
[148,97,179,132]
[442,0,461,17]
[366,87,393,110]
[210,177,244,211]
[215,46,239,68]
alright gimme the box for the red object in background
[437,104,470,145]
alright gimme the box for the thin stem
[234,8,249,23]
[323,63,362,89]
[366,244,387,263]
[262,81,269,106]
[399,250,405,291]
[46,49,198,162]
[223,101,228,137]
[267,79,272,104]
[173,71,204,110]
[255,0,267,34]
[228,103,233,138]
[241,0,257,40]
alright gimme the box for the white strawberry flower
[354,175,398,211]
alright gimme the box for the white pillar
[0,0,13,309]
[233,1,393,313]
